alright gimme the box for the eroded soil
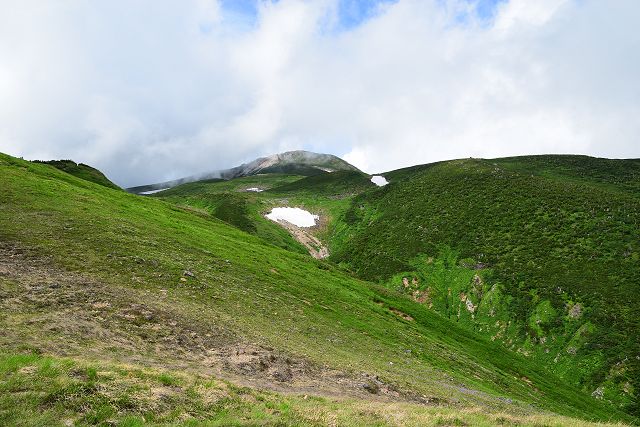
[275,219,330,259]
[0,242,426,404]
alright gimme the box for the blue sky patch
[218,0,508,32]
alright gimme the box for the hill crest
[127,150,359,194]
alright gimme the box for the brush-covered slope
[33,159,120,190]
[267,170,375,197]
[153,171,375,257]
[0,152,633,425]
[331,155,640,415]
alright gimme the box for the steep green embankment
[33,159,120,190]
[331,155,640,415]
[0,152,633,425]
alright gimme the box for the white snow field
[371,175,389,186]
[139,188,169,195]
[266,207,319,228]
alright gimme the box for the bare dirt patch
[276,220,330,259]
[0,242,429,404]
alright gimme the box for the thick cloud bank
[0,0,638,186]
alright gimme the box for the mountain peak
[126,150,359,193]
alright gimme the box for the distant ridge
[126,150,360,194]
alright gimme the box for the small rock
[363,381,380,394]
[568,303,583,319]
[183,270,195,278]
[18,366,37,375]
[592,386,604,399]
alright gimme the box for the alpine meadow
[1,1,639,426]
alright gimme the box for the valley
[1,151,638,425]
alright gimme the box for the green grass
[3,351,626,427]
[330,155,640,415]
[267,170,375,197]
[0,152,634,424]
[154,171,376,255]
[32,159,120,190]
[155,174,309,253]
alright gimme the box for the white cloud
[493,0,570,30]
[0,0,638,186]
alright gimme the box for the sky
[0,0,639,187]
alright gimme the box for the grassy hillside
[494,155,640,193]
[5,353,627,427]
[155,174,309,254]
[5,353,622,427]
[33,159,120,190]
[0,152,633,425]
[330,155,640,415]
[154,171,375,256]
[267,171,375,197]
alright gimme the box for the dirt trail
[0,242,424,404]
[276,219,330,259]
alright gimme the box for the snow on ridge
[266,207,319,228]
[371,175,389,186]
[140,188,169,195]
[245,187,264,192]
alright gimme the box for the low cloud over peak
[1,0,638,186]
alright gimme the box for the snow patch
[316,167,335,172]
[266,207,319,228]
[139,188,169,195]
[371,175,389,186]
[245,187,264,192]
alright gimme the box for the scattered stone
[568,303,583,319]
[183,270,195,278]
[592,386,604,399]
[465,298,476,313]
[18,366,37,374]
[390,307,414,322]
[363,381,380,394]
[91,301,111,309]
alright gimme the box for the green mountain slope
[330,155,640,415]
[267,170,375,197]
[0,152,633,425]
[155,174,310,254]
[33,159,120,190]
[153,171,375,257]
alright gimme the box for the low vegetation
[1,152,637,424]
[5,352,630,427]
[32,159,120,190]
[330,156,640,415]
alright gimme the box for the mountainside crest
[127,150,359,194]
